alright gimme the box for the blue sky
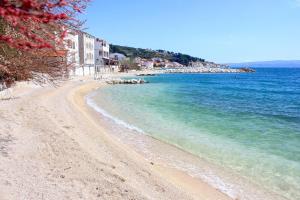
[83,0,300,63]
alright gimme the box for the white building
[64,30,80,76]
[95,38,109,65]
[134,58,154,69]
[78,32,95,76]
[143,61,154,69]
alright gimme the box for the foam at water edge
[86,93,145,134]
[165,157,240,199]
[85,92,243,200]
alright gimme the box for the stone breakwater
[162,67,255,73]
[106,78,149,85]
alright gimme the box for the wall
[65,31,80,76]
[79,32,95,66]
[83,34,95,65]
[95,39,110,65]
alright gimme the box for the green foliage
[110,45,205,66]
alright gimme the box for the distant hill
[229,60,300,68]
[110,44,205,66]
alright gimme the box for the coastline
[0,77,231,200]
[85,77,286,200]
[74,78,232,200]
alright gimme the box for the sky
[82,0,300,63]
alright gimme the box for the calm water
[88,68,300,200]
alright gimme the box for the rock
[137,74,155,76]
[106,79,149,85]
[239,68,255,73]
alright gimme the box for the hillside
[110,44,205,66]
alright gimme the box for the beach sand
[0,77,231,200]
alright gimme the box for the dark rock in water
[137,74,156,76]
[240,68,255,73]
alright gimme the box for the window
[67,40,72,48]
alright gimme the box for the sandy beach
[0,76,232,200]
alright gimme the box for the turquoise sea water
[88,68,300,200]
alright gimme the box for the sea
[87,67,300,200]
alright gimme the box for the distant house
[190,61,205,67]
[107,53,127,73]
[134,57,142,64]
[152,57,163,62]
[78,32,95,75]
[64,30,80,76]
[95,38,109,65]
[171,62,184,68]
[110,53,126,61]
[139,60,154,69]
[144,61,154,69]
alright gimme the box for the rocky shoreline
[162,67,255,74]
[106,78,149,85]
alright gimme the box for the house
[108,53,127,73]
[94,38,111,76]
[109,53,126,61]
[78,32,95,76]
[190,61,205,67]
[152,57,163,62]
[134,57,142,64]
[64,30,80,76]
[95,38,110,65]
[142,61,154,69]
[171,62,184,68]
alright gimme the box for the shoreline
[76,78,232,200]
[84,74,286,200]
[0,77,231,200]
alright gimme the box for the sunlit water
[87,68,300,200]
